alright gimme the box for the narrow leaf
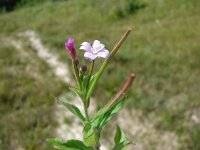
[114,125,122,144]
[92,96,126,128]
[69,87,83,99]
[57,99,86,123]
[81,75,89,96]
[89,75,96,87]
[113,126,131,150]
[99,98,125,128]
[47,139,94,150]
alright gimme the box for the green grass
[0,38,65,149]
[0,0,200,149]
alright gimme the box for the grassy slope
[0,0,200,149]
[0,35,67,149]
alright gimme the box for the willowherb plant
[47,28,135,150]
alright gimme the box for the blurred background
[0,0,200,149]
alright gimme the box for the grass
[0,0,200,149]
[0,38,65,149]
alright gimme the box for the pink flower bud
[65,37,77,60]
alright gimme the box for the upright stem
[83,60,95,120]
[84,102,90,121]
[85,60,95,104]
[87,60,95,91]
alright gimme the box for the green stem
[84,102,90,121]
[85,60,95,106]
[73,63,89,120]
[87,60,95,90]
[73,63,81,90]
[86,28,132,100]
[83,60,95,120]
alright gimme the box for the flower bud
[81,64,87,73]
[65,37,77,60]
[73,57,79,65]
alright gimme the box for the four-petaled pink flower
[80,40,110,61]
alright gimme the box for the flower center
[92,48,99,54]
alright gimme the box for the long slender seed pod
[105,73,135,110]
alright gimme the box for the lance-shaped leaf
[81,75,89,95]
[113,126,131,150]
[47,138,94,150]
[89,75,96,88]
[92,95,126,128]
[92,73,135,128]
[69,86,84,100]
[57,99,86,124]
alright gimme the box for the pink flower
[80,40,110,61]
[65,38,77,60]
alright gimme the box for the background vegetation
[0,0,200,149]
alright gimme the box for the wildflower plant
[47,28,135,150]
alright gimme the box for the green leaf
[47,139,94,150]
[92,96,126,128]
[86,74,98,100]
[89,75,96,87]
[114,125,126,144]
[83,122,100,147]
[69,87,83,99]
[114,125,122,144]
[81,75,89,97]
[83,122,94,138]
[112,126,130,150]
[100,99,124,127]
[57,99,86,123]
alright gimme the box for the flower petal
[96,49,110,59]
[80,42,92,52]
[92,40,100,46]
[84,52,97,61]
[92,40,105,53]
